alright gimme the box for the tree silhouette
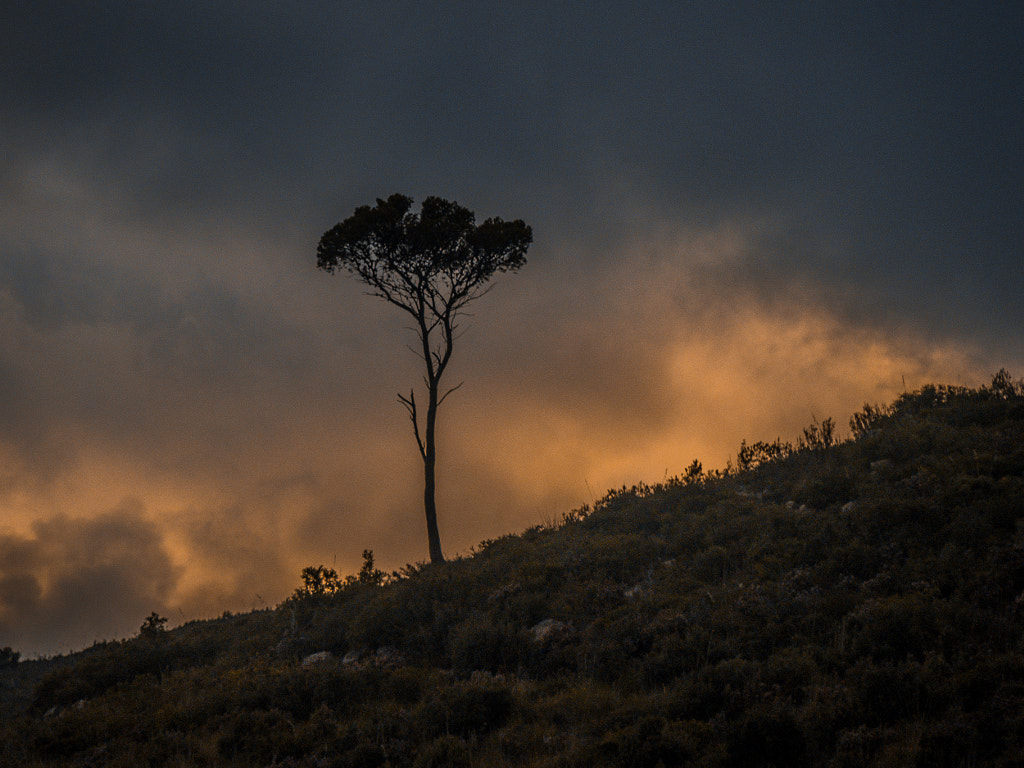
[317,194,532,563]
[139,612,168,638]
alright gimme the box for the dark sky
[1,2,1021,656]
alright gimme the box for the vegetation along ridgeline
[2,371,1024,767]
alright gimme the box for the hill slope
[2,372,1024,767]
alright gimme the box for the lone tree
[317,194,532,563]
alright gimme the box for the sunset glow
[1,3,1021,656]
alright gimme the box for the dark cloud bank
[0,500,178,653]
[0,2,1021,655]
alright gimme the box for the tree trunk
[423,380,445,564]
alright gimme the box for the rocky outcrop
[301,651,333,668]
[529,619,574,645]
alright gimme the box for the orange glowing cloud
[0,209,1002,656]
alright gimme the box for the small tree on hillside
[317,194,532,563]
[139,612,168,639]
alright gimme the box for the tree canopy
[317,194,531,322]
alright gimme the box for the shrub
[214,707,299,762]
[850,403,891,438]
[0,646,19,669]
[344,742,388,768]
[447,612,525,672]
[693,544,732,582]
[414,678,514,738]
[798,417,836,450]
[597,715,675,768]
[355,549,386,586]
[913,714,977,768]
[728,707,808,768]
[737,438,793,471]
[294,564,343,599]
[413,734,471,768]
[846,660,920,725]
[842,595,939,662]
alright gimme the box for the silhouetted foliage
[317,194,532,564]
[799,416,836,450]
[355,548,386,586]
[293,552,385,603]
[681,458,705,484]
[0,646,18,669]
[294,564,342,599]
[737,437,793,471]
[139,612,168,638]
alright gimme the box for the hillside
[2,372,1024,767]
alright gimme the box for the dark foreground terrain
[3,373,1024,767]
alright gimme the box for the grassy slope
[2,374,1024,767]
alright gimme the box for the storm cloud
[0,499,179,653]
[0,2,1020,655]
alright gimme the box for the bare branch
[438,381,465,407]
[397,390,426,458]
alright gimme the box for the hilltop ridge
[3,372,1024,767]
